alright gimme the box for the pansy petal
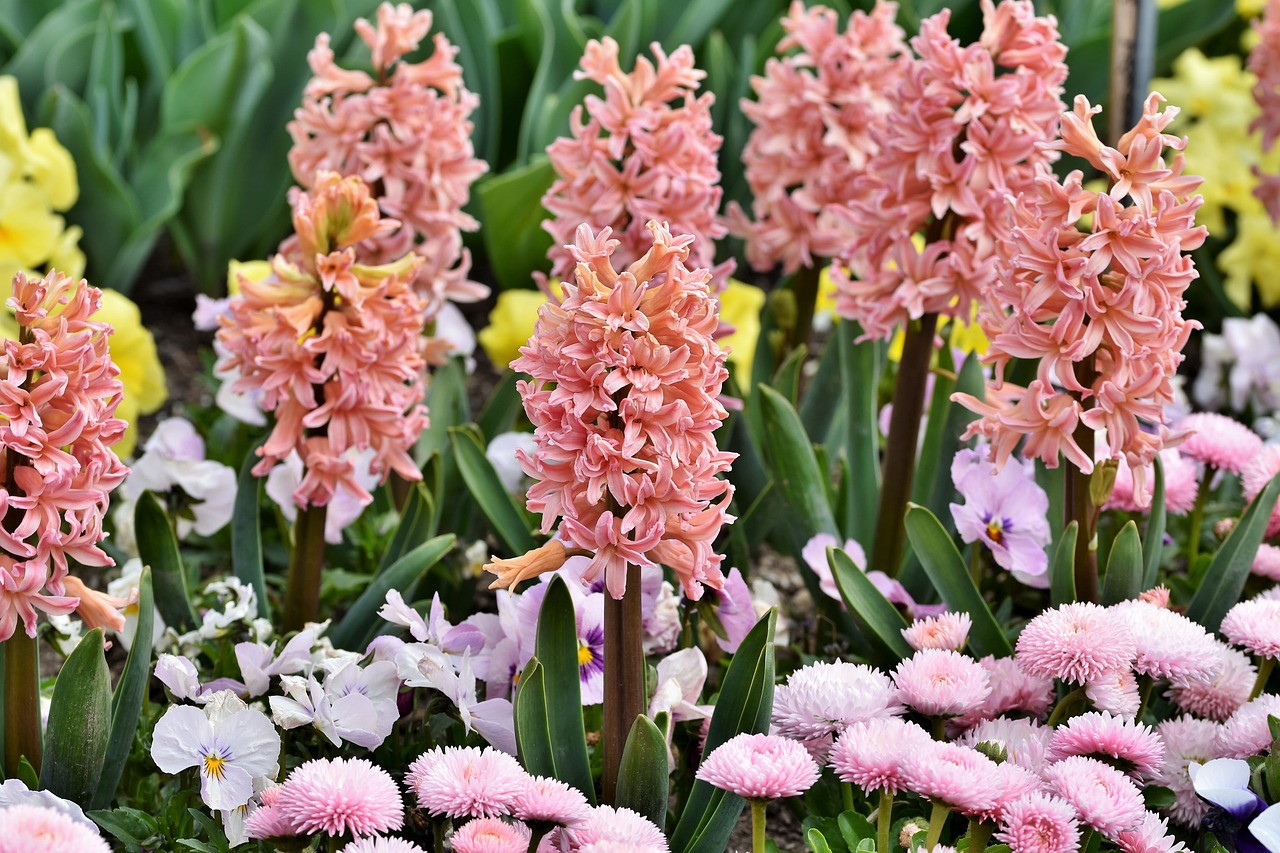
[1250,803,1280,851]
[202,761,254,811]
[150,705,212,773]
[222,709,282,778]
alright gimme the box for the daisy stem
[433,818,447,853]
[1186,465,1214,569]
[968,818,994,853]
[1251,655,1275,700]
[1136,673,1156,721]
[877,790,893,853]
[283,503,328,631]
[602,562,645,804]
[872,310,939,577]
[842,781,855,812]
[2,628,40,776]
[931,716,947,741]
[924,800,951,851]
[751,798,768,853]
[527,826,550,853]
[1046,686,1086,727]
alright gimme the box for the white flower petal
[150,705,213,774]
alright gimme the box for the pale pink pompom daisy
[406,746,526,818]
[0,804,112,853]
[1106,448,1199,516]
[1166,640,1255,722]
[1221,598,1280,659]
[452,817,531,853]
[511,775,590,828]
[1048,711,1165,780]
[954,655,1055,728]
[572,806,669,850]
[344,839,428,853]
[903,612,972,651]
[829,716,932,793]
[696,733,820,800]
[958,717,1052,774]
[1177,413,1263,474]
[1112,599,1219,683]
[1085,669,1142,717]
[1043,756,1145,838]
[1253,544,1280,582]
[1216,693,1280,758]
[1015,602,1136,684]
[1154,716,1224,827]
[1114,811,1187,853]
[1241,444,1280,537]
[772,660,903,739]
[994,792,1080,853]
[893,649,991,718]
[275,757,403,838]
[244,784,299,840]
[899,741,1002,815]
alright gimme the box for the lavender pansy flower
[950,448,1051,586]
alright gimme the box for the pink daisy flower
[244,785,298,840]
[276,757,404,838]
[451,817,531,853]
[1106,448,1199,516]
[1221,598,1280,659]
[1113,599,1220,683]
[572,806,668,850]
[406,746,526,818]
[900,741,1002,815]
[696,733,820,800]
[893,649,991,717]
[829,716,932,794]
[772,661,903,739]
[958,717,1052,775]
[980,762,1043,824]
[1241,444,1280,537]
[511,776,590,828]
[1166,640,1255,722]
[1043,756,1145,838]
[1154,716,1224,827]
[343,839,428,853]
[0,804,112,853]
[994,792,1080,853]
[1016,602,1136,684]
[1085,669,1142,716]
[1217,694,1280,758]
[1114,811,1187,853]
[903,613,972,651]
[1048,711,1165,779]
[1253,544,1280,582]
[1177,413,1263,474]
[955,655,1055,728]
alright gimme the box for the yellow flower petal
[717,278,766,384]
[96,290,168,454]
[478,289,550,369]
[227,259,273,296]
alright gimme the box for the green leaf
[616,714,669,828]
[451,427,535,555]
[232,449,267,616]
[1143,456,1166,589]
[514,658,553,772]
[1101,520,1143,605]
[757,384,838,541]
[476,158,555,291]
[378,482,435,573]
[911,345,957,507]
[1187,472,1280,631]
[663,0,737,45]
[328,534,456,651]
[837,812,876,849]
[92,567,155,809]
[807,828,835,853]
[475,371,523,441]
[1051,522,1079,607]
[41,628,112,806]
[904,505,1013,658]
[88,806,163,849]
[829,547,912,661]
[670,611,776,853]
[135,491,197,632]
[417,355,470,465]
[530,576,596,803]
[771,344,806,406]
[838,320,881,547]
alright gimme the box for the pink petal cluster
[0,271,128,641]
[1241,444,1280,536]
[899,741,1003,815]
[452,817,531,853]
[288,1,488,315]
[728,1,906,273]
[903,612,972,651]
[994,792,1080,853]
[1250,0,1280,224]
[0,804,112,853]
[893,648,992,718]
[1112,599,1220,684]
[832,0,1068,340]
[1047,711,1165,780]
[344,839,428,853]
[1176,413,1262,474]
[954,656,1055,728]
[1154,716,1224,827]
[216,173,427,513]
[542,38,730,288]
[1165,640,1255,722]
[829,716,932,794]
[505,222,735,599]
[250,757,404,838]
[511,775,590,827]
[1043,756,1145,838]
[696,733,820,800]
[1104,447,1199,516]
[772,660,903,739]
[1015,602,1136,685]
[1221,598,1280,659]
[406,746,526,819]
[957,94,1206,503]
[1217,693,1280,758]
[571,806,668,851]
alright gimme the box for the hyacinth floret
[542,38,731,289]
[497,221,735,600]
[216,172,428,514]
[956,93,1206,505]
[288,2,488,316]
[0,271,128,641]
[1250,0,1280,224]
[832,0,1068,340]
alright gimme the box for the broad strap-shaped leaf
[328,534,455,651]
[904,505,1013,658]
[757,384,839,541]
[41,628,112,806]
[839,321,881,548]
[450,427,536,556]
[1101,521,1143,605]
[377,482,434,574]
[616,714,669,828]
[416,355,469,466]
[531,576,596,803]
[1143,456,1167,588]
[513,658,553,773]
[93,568,155,808]
[1188,472,1280,631]
[232,449,267,615]
[476,157,555,291]
[135,491,197,632]
[829,547,911,661]
[670,610,776,853]
[1051,522,1079,607]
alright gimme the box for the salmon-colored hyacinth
[491,221,735,600]
[289,1,489,317]
[216,172,427,514]
[542,38,732,290]
[0,271,129,641]
[956,94,1206,505]
[1251,0,1280,223]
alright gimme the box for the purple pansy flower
[950,449,1051,586]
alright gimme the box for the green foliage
[1101,520,1143,605]
[136,490,197,632]
[1187,473,1280,631]
[41,628,113,807]
[531,576,596,802]
[93,568,155,809]
[616,713,669,828]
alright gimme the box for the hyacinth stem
[788,263,822,353]
[877,790,893,853]
[1065,354,1099,603]
[1186,466,1215,568]
[750,798,768,853]
[1252,656,1275,700]
[3,630,40,777]
[968,818,994,853]
[282,503,328,631]
[602,563,644,804]
[873,311,939,576]
[924,800,951,851]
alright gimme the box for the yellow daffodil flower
[718,278,766,384]
[97,289,168,458]
[478,288,551,369]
